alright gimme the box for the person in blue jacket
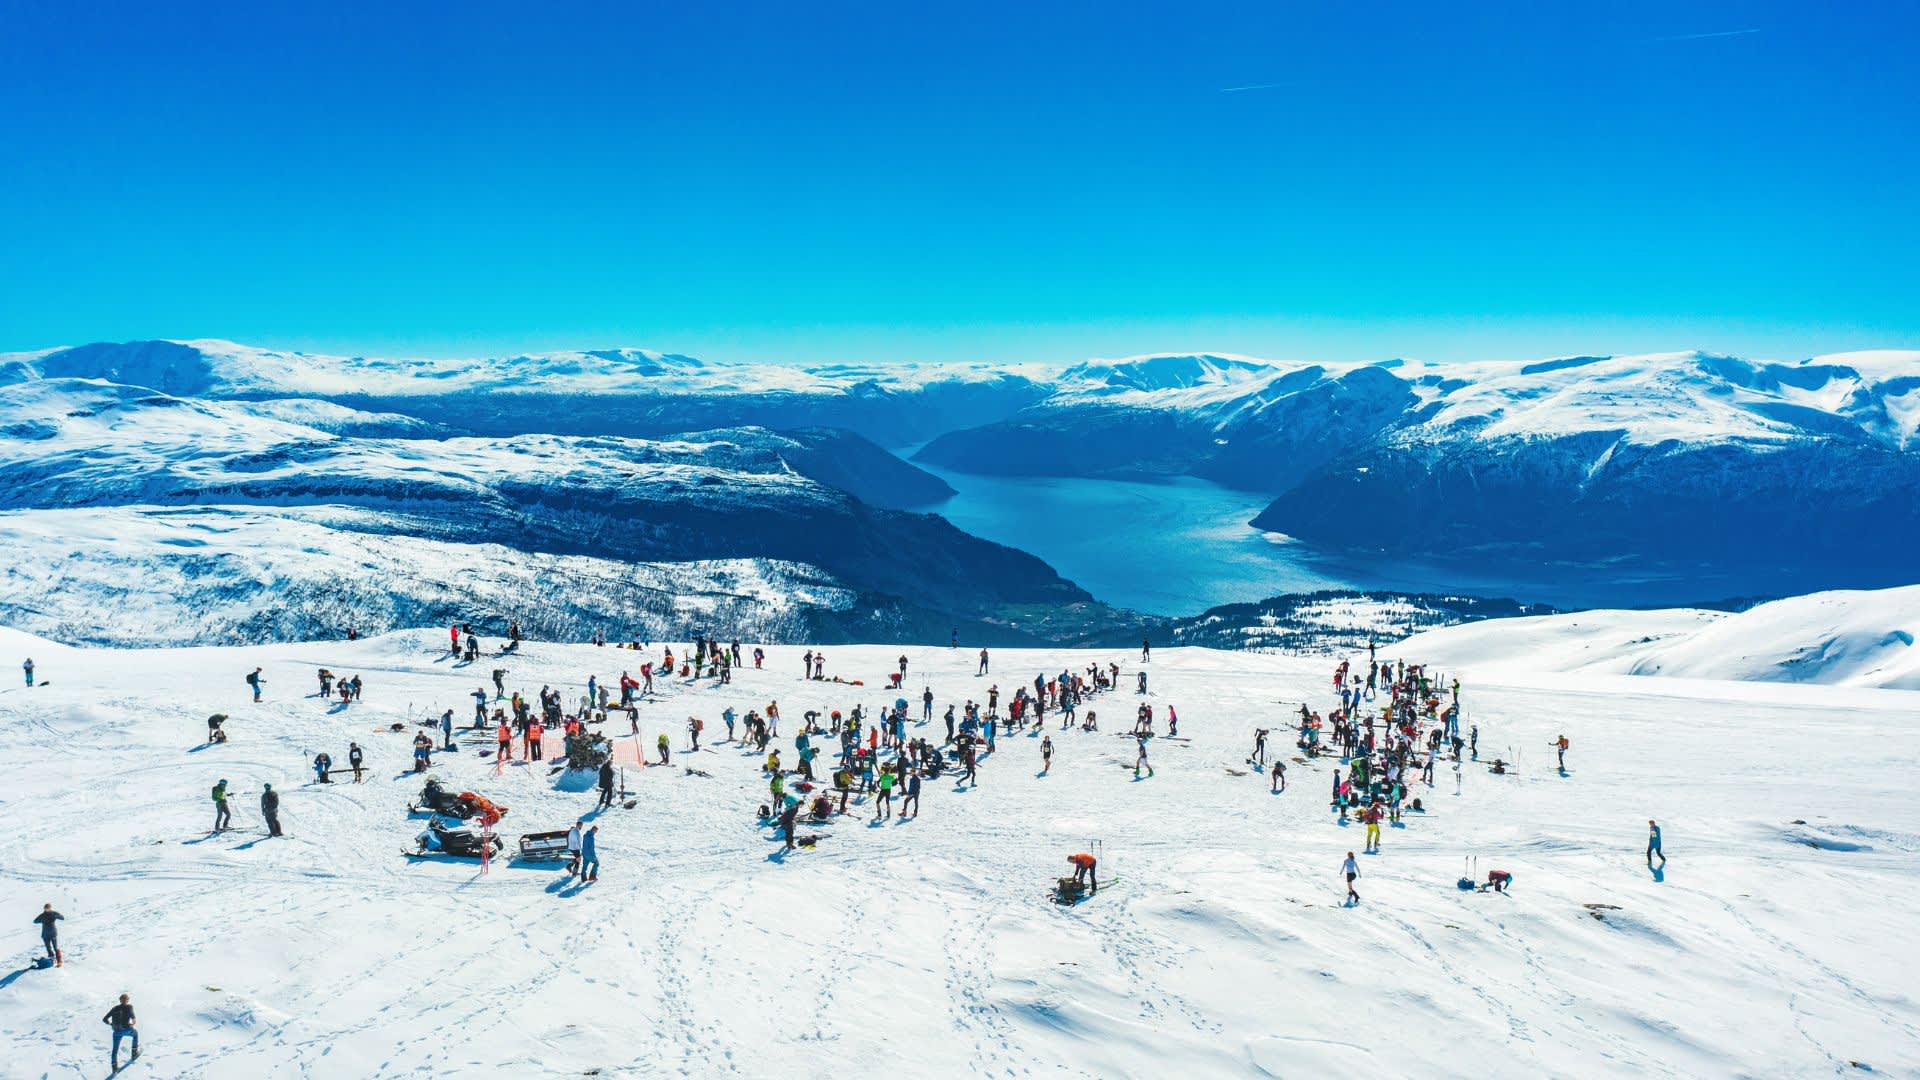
[578,825,600,882]
[1647,820,1667,866]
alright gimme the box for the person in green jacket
[212,779,232,832]
[874,768,896,820]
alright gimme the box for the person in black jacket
[33,903,62,966]
[261,784,282,837]
[596,759,615,809]
[104,993,138,1069]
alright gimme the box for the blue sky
[1,1,1914,364]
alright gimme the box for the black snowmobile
[408,778,505,821]
[411,820,503,859]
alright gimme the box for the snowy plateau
[0,621,1916,1078]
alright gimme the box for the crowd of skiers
[18,621,1662,1071]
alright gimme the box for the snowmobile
[412,820,503,859]
[409,778,507,822]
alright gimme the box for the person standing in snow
[22,657,33,687]
[874,768,895,821]
[33,903,62,966]
[977,648,989,676]
[1251,728,1268,767]
[1068,852,1098,893]
[103,993,138,1070]
[922,686,934,723]
[656,731,670,765]
[246,667,263,702]
[1270,760,1286,794]
[565,821,584,878]
[1133,734,1153,779]
[211,779,232,832]
[597,759,616,808]
[1141,638,1151,662]
[579,826,600,882]
[1041,735,1054,775]
[1342,852,1360,903]
[1647,820,1667,866]
[1553,734,1570,771]
[261,783,282,836]
[901,769,921,817]
[348,742,365,782]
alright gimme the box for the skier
[1270,759,1286,793]
[246,667,263,702]
[597,759,615,809]
[211,779,232,832]
[313,752,332,784]
[1133,734,1153,779]
[1041,735,1054,775]
[103,993,138,1070]
[1251,728,1268,768]
[688,714,702,752]
[1342,852,1360,904]
[261,783,281,836]
[472,687,489,727]
[1469,724,1479,760]
[579,825,600,882]
[348,742,365,782]
[1647,820,1667,866]
[656,731,670,765]
[1553,734,1570,771]
[33,903,62,966]
[22,657,33,687]
[492,668,507,699]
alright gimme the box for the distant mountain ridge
[2,338,1915,644]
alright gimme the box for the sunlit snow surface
[1,626,1915,1077]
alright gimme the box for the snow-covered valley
[2,618,1916,1078]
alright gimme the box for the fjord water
[914,465,1805,616]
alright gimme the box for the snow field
[0,629,1916,1077]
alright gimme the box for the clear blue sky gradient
[2,1,1915,364]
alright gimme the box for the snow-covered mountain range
[2,339,1915,645]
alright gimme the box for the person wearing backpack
[245,667,263,702]
[211,780,232,832]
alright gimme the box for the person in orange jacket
[1068,852,1097,893]
[527,720,545,762]
[496,721,513,763]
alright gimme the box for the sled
[515,830,572,861]
[1050,875,1118,905]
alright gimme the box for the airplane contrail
[1656,27,1761,42]
[1218,81,1292,93]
